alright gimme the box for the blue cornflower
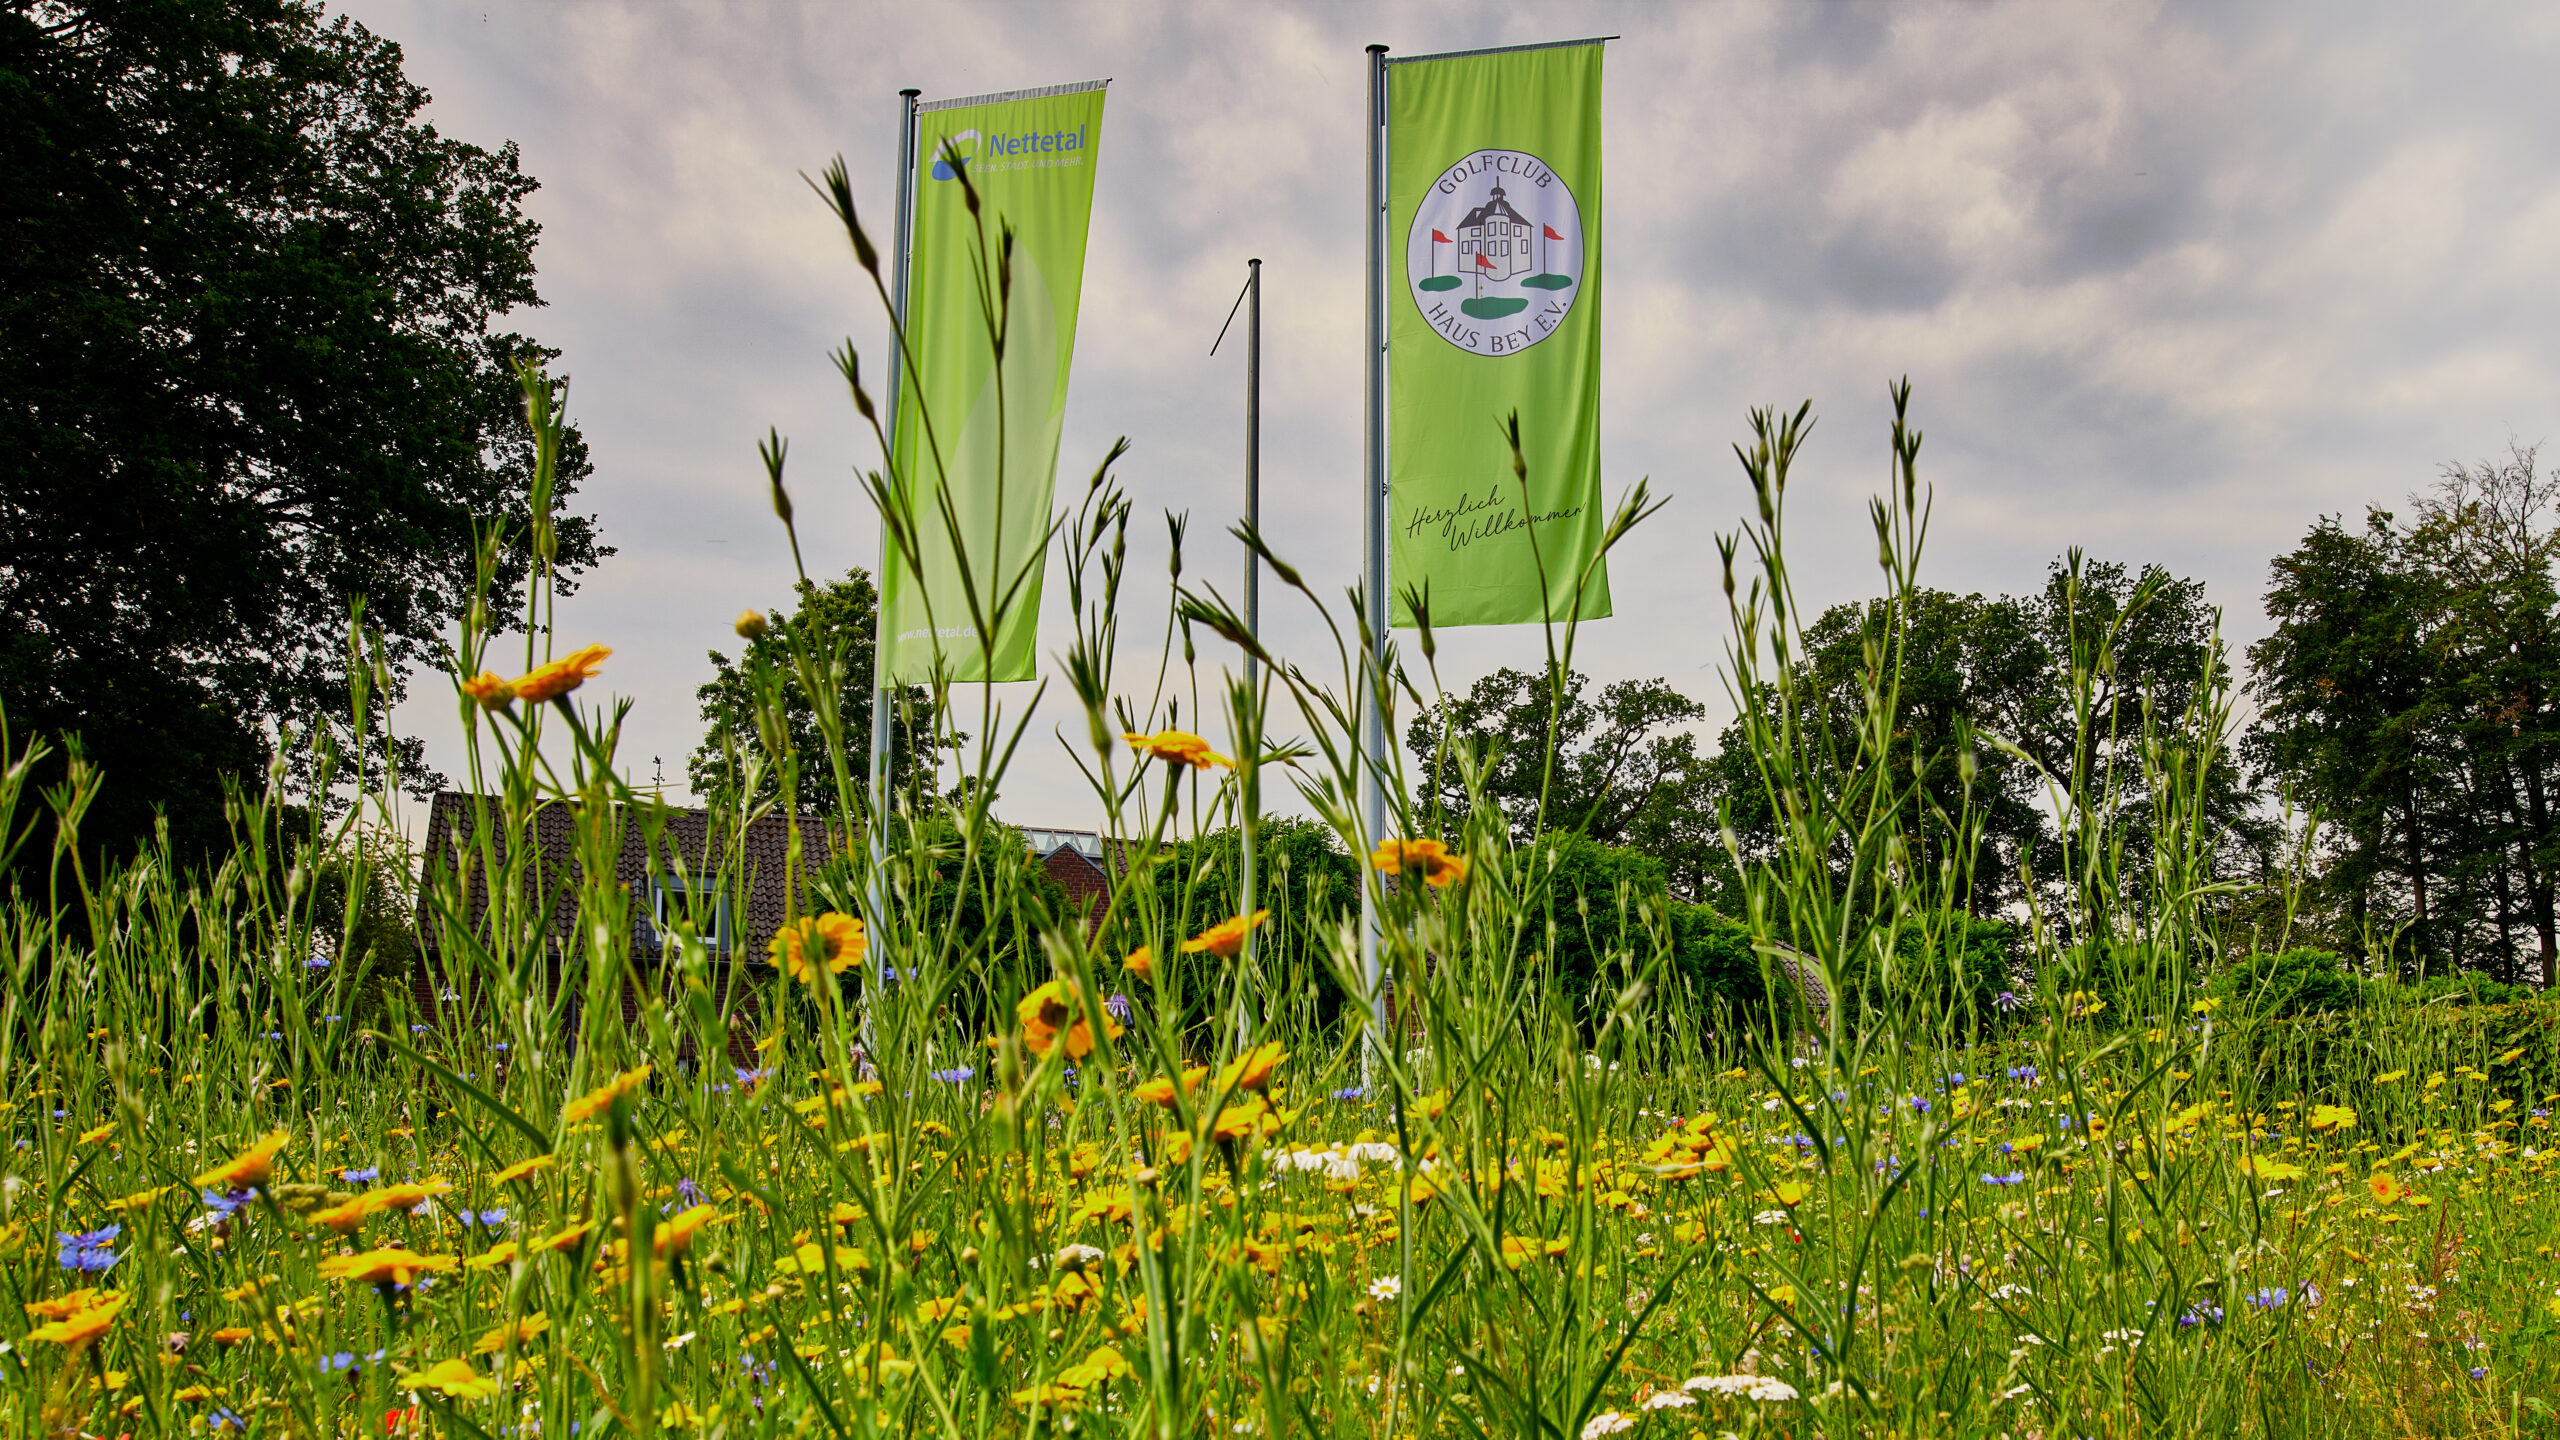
[1908,1097,1932,1115]
[929,1067,976,1085]
[734,1066,773,1088]
[2179,1304,2225,1328]
[2246,1287,2288,1310]
[1980,1170,2026,1187]
[1332,1085,1367,1101]
[675,1177,705,1207]
[1994,990,2024,1012]
[461,1208,509,1229]
[2007,1065,2038,1083]
[2472,1367,2490,1380]
[340,1167,379,1183]
[55,1224,120,1273]
[201,1187,259,1216]
[304,953,332,970]
[1104,993,1135,1025]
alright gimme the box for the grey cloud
[343,0,2560,830]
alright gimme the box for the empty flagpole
[867,87,921,993]
[1361,43,1390,1077]
[1212,258,1264,1046]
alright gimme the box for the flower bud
[734,610,768,640]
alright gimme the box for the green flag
[883,81,1107,682]
[1388,42,1607,627]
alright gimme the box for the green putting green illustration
[1461,296,1530,318]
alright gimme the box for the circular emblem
[1406,149,1583,357]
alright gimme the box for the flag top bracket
[1385,36,1614,66]
[919,78,1110,112]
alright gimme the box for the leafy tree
[2249,447,2560,984]
[0,0,599,865]
[688,569,936,814]
[1405,664,1716,890]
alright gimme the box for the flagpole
[1239,258,1261,1043]
[1360,43,1390,1081]
[867,87,921,1006]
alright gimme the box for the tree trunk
[2527,764,2557,987]
[2404,793,2430,970]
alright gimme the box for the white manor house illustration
[1456,184,1534,282]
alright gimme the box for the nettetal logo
[1406,149,1582,358]
[928,129,982,180]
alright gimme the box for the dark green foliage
[0,0,601,869]
[1116,818,1361,1031]
[2247,448,2560,984]
[2209,946,2369,1018]
[1527,833,1791,1029]
[1407,665,1720,899]
[688,569,937,814]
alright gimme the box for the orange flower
[1124,946,1155,981]
[536,1220,596,1254]
[1181,911,1270,959]
[26,1292,124,1350]
[25,1288,109,1322]
[1123,729,1233,770]
[1133,1065,1209,1108]
[1216,1042,1289,1093]
[1016,978,1122,1060]
[771,912,866,983]
[463,1242,519,1271]
[374,1178,453,1213]
[460,671,516,708]
[319,1248,457,1288]
[508,643,611,704]
[562,1065,652,1124]
[193,1130,288,1190]
[1210,1096,1277,1143]
[308,1194,381,1236]
[2367,1172,2406,1205]
[1370,837,1468,888]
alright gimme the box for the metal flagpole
[1212,259,1265,1048]
[1360,44,1390,1077]
[867,87,921,997]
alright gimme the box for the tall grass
[5,157,2560,1440]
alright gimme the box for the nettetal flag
[882,81,1107,681]
[1387,41,1607,626]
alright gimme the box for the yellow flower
[509,643,611,704]
[1123,729,1233,769]
[471,1313,549,1354]
[396,1357,501,1400]
[1210,1097,1277,1143]
[464,1242,520,1271]
[461,671,516,708]
[492,1154,557,1184]
[192,1130,288,1190]
[563,1065,652,1124]
[771,912,866,983]
[2376,1070,2408,1084]
[1216,1041,1289,1093]
[77,1120,116,1145]
[1132,1066,1208,1109]
[2309,1104,2357,1133]
[319,1248,457,1287]
[1124,946,1155,981]
[1370,837,1469,888]
[107,1185,168,1214]
[1771,1181,1812,1208]
[26,1292,124,1350]
[654,1205,719,1257]
[2240,1155,2307,1183]
[2367,1172,2406,1205]
[374,1178,453,1213]
[1181,910,1270,959]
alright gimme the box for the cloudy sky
[349,0,2560,831]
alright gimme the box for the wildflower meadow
[7,160,2560,1440]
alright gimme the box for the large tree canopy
[0,0,601,863]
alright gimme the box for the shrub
[2209,946,2368,1017]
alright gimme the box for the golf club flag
[1387,41,1608,626]
[881,80,1107,681]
